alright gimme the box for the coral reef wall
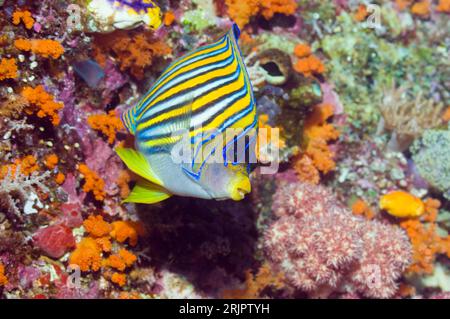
[0,0,449,299]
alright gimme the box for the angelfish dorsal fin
[120,106,137,135]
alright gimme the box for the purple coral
[264,176,411,298]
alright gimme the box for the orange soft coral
[44,154,58,169]
[0,58,18,81]
[69,238,102,272]
[0,155,39,179]
[0,262,7,286]
[78,164,106,201]
[225,0,297,28]
[302,103,339,174]
[259,0,298,20]
[116,170,131,199]
[22,85,64,125]
[223,263,283,299]
[294,55,326,77]
[351,199,375,219]
[396,0,413,10]
[87,111,124,144]
[94,30,171,79]
[411,0,431,16]
[14,38,64,59]
[163,10,176,26]
[354,4,368,22]
[12,9,35,29]
[111,272,127,287]
[104,249,137,271]
[400,198,450,274]
[294,44,311,59]
[83,215,112,238]
[443,106,450,122]
[293,155,320,184]
[55,172,65,184]
[437,0,450,12]
[110,221,145,246]
[95,237,112,253]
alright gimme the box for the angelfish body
[117,23,257,204]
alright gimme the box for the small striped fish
[116,23,257,204]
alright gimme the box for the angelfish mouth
[230,178,251,201]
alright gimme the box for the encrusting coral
[225,0,298,28]
[87,111,124,144]
[14,38,64,59]
[294,103,339,184]
[400,198,450,275]
[93,30,171,79]
[0,58,18,81]
[12,9,35,29]
[0,262,7,286]
[78,164,106,201]
[22,85,64,125]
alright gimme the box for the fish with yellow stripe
[117,23,257,204]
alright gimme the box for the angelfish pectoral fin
[123,179,172,204]
[115,147,163,186]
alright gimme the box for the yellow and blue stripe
[121,23,257,180]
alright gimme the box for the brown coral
[378,85,444,151]
[93,30,171,79]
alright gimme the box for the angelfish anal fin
[123,179,172,204]
[115,147,163,187]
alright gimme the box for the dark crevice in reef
[136,197,258,295]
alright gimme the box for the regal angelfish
[116,23,258,204]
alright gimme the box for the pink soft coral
[265,175,412,298]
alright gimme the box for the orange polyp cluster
[111,272,127,287]
[294,104,339,184]
[22,85,64,125]
[78,164,106,201]
[442,106,450,122]
[104,249,137,272]
[411,0,431,16]
[225,0,297,28]
[163,11,176,26]
[304,104,340,171]
[83,215,112,238]
[55,172,65,185]
[87,111,124,144]
[0,58,18,81]
[69,237,103,272]
[14,38,64,59]
[69,215,144,288]
[44,154,59,170]
[400,198,450,275]
[437,0,450,12]
[0,262,7,286]
[110,221,145,247]
[1,155,40,179]
[293,44,326,77]
[354,4,368,22]
[351,199,376,219]
[12,9,35,29]
[293,44,311,58]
